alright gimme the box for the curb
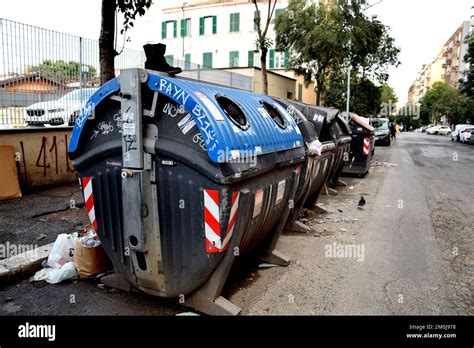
[0,243,53,284]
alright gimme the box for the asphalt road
[1,132,472,315]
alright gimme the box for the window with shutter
[229,51,239,67]
[199,17,204,35]
[230,13,240,32]
[275,8,285,18]
[165,55,174,65]
[248,50,254,67]
[203,52,213,68]
[184,54,191,70]
[161,21,166,39]
[181,19,186,37]
[269,49,275,69]
[212,16,217,34]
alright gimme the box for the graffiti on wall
[13,133,76,187]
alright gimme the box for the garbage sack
[73,232,110,278]
[47,234,76,269]
[33,262,78,284]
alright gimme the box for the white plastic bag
[47,234,76,269]
[33,262,78,284]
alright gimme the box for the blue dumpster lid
[70,72,304,163]
[69,78,120,153]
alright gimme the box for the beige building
[409,21,470,100]
[224,67,296,100]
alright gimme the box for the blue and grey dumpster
[68,68,305,315]
[342,114,375,176]
[284,101,336,208]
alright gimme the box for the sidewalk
[0,183,89,256]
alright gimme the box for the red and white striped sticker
[204,189,240,253]
[82,177,98,230]
[362,137,370,156]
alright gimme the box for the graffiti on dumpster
[163,102,187,118]
[152,77,220,158]
[90,121,115,140]
[123,135,138,152]
[192,133,207,151]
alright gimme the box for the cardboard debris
[0,145,22,201]
[74,238,110,278]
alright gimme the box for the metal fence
[0,18,253,128]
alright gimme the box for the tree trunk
[260,48,269,95]
[316,79,323,106]
[99,0,117,84]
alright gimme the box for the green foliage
[28,60,97,79]
[274,0,400,104]
[459,33,473,97]
[117,0,153,34]
[421,81,473,125]
[324,72,381,117]
[380,83,398,104]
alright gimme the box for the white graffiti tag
[90,121,114,139]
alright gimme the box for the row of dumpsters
[68,55,375,315]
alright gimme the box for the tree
[420,81,473,125]
[325,72,381,116]
[459,33,473,97]
[380,84,398,104]
[28,60,97,80]
[275,0,345,104]
[275,0,400,105]
[99,0,152,84]
[252,0,278,95]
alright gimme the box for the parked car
[470,129,474,145]
[451,124,468,141]
[24,88,97,127]
[369,118,391,146]
[426,125,441,134]
[433,125,451,135]
[452,124,470,141]
[421,124,434,133]
[459,126,474,144]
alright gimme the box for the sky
[1,0,472,103]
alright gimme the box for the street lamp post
[182,2,188,61]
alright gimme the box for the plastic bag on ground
[47,233,76,269]
[33,262,78,284]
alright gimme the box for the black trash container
[68,69,305,315]
[328,115,352,186]
[273,98,326,232]
[284,101,336,208]
[342,114,375,176]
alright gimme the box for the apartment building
[131,0,317,103]
[409,21,471,100]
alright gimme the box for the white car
[451,124,470,141]
[435,125,451,135]
[426,125,442,134]
[459,126,474,144]
[25,88,97,126]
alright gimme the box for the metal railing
[0,18,253,128]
